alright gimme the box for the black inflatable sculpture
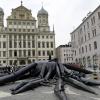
[0,57,100,100]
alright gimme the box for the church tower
[0,7,4,31]
[37,6,50,32]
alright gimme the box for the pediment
[14,5,30,12]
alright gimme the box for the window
[87,22,89,28]
[91,18,93,25]
[14,35,17,40]
[82,47,84,53]
[23,22,25,25]
[23,35,26,40]
[9,29,12,31]
[9,35,12,39]
[85,45,87,52]
[14,22,16,25]
[91,16,95,25]
[0,42,1,48]
[43,51,45,56]
[32,50,35,56]
[23,29,26,32]
[42,42,45,48]
[28,35,30,40]
[92,29,96,37]
[93,16,95,24]
[19,29,21,32]
[32,59,35,62]
[3,35,6,38]
[19,41,21,48]
[23,41,26,48]
[46,36,48,38]
[75,50,76,56]
[50,36,53,38]
[9,60,13,65]
[38,36,40,38]
[14,50,17,57]
[89,44,91,51]
[27,22,30,25]
[51,51,53,55]
[84,25,85,31]
[32,23,34,25]
[47,51,50,56]
[32,36,34,39]
[28,42,31,48]
[51,42,53,48]
[19,35,21,39]
[32,41,35,48]
[19,50,22,57]
[42,36,44,38]
[23,50,26,57]
[85,35,86,41]
[38,42,41,48]
[28,60,31,64]
[28,29,30,32]
[81,37,83,44]
[14,28,16,32]
[88,33,90,39]
[3,42,6,48]
[98,12,100,19]
[3,61,6,63]
[46,42,49,48]
[32,29,34,32]
[9,50,12,57]
[28,50,31,56]
[3,51,6,57]
[94,29,96,36]
[94,41,97,49]
[14,41,17,48]
[38,51,41,56]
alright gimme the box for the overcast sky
[0,0,100,47]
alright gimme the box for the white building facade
[0,2,55,66]
[70,5,100,70]
[56,43,74,64]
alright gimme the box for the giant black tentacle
[64,77,97,95]
[11,62,56,94]
[63,64,93,74]
[80,77,100,86]
[0,63,37,85]
[10,77,41,92]
[54,78,68,100]
[11,78,44,94]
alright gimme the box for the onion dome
[37,7,48,15]
[0,7,4,14]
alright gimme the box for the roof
[0,7,4,14]
[37,7,48,15]
[58,44,72,48]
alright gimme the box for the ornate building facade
[70,5,100,70]
[0,2,55,66]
